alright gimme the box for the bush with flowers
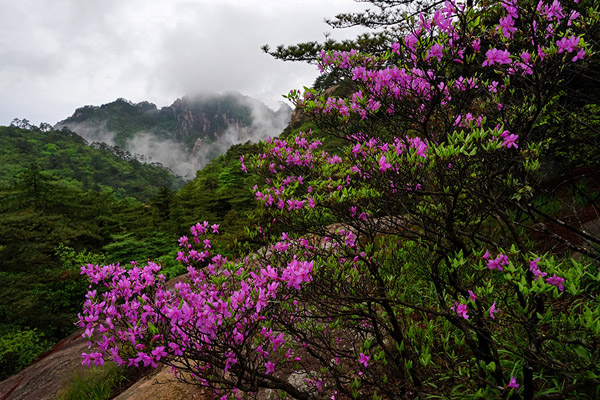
[79,1,600,398]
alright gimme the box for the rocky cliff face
[55,92,292,177]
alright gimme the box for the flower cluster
[79,221,317,395]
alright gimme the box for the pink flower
[489,302,499,319]
[379,155,392,172]
[546,274,565,291]
[529,257,548,280]
[270,332,286,351]
[483,48,511,67]
[427,43,444,61]
[499,15,517,38]
[367,98,381,113]
[81,352,92,367]
[83,327,94,340]
[452,302,469,319]
[240,156,247,173]
[151,346,167,361]
[409,137,429,157]
[543,0,564,21]
[358,352,369,367]
[572,48,586,62]
[568,10,581,26]
[168,342,183,356]
[502,133,519,148]
[502,0,519,19]
[91,352,105,366]
[537,45,547,60]
[265,361,275,374]
[507,376,520,389]
[404,33,418,51]
[468,290,477,302]
[487,253,508,271]
[556,36,580,54]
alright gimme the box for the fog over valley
[56,92,292,178]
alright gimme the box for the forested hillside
[0,121,282,380]
[0,123,183,200]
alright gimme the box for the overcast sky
[0,0,371,126]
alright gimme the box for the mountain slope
[56,92,292,177]
[0,124,186,380]
[0,124,183,201]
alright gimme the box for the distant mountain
[55,92,292,178]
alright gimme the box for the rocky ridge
[55,92,292,177]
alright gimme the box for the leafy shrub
[77,0,600,399]
[0,327,51,380]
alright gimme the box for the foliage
[78,0,600,399]
[0,124,183,201]
[0,327,51,381]
[0,126,185,369]
[0,124,282,383]
[55,364,138,400]
[176,141,270,257]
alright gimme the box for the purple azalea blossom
[483,48,512,66]
[546,274,565,291]
[469,290,477,302]
[427,43,444,61]
[490,302,499,319]
[508,376,520,389]
[452,302,469,319]
[358,352,370,367]
[265,361,275,375]
[379,155,392,172]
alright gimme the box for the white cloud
[0,0,371,126]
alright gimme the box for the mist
[189,96,290,173]
[60,94,291,179]
[61,120,117,147]
[124,134,197,178]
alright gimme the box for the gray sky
[0,0,370,126]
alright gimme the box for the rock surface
[0,327,208,400]
[112,366,203,400]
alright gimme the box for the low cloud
[0,0,371,125]
[124,134,197,177]
[60,120,117,147]
[190,97,290,171]
[60,96,291,179]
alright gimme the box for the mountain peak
[55,93,291,179]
